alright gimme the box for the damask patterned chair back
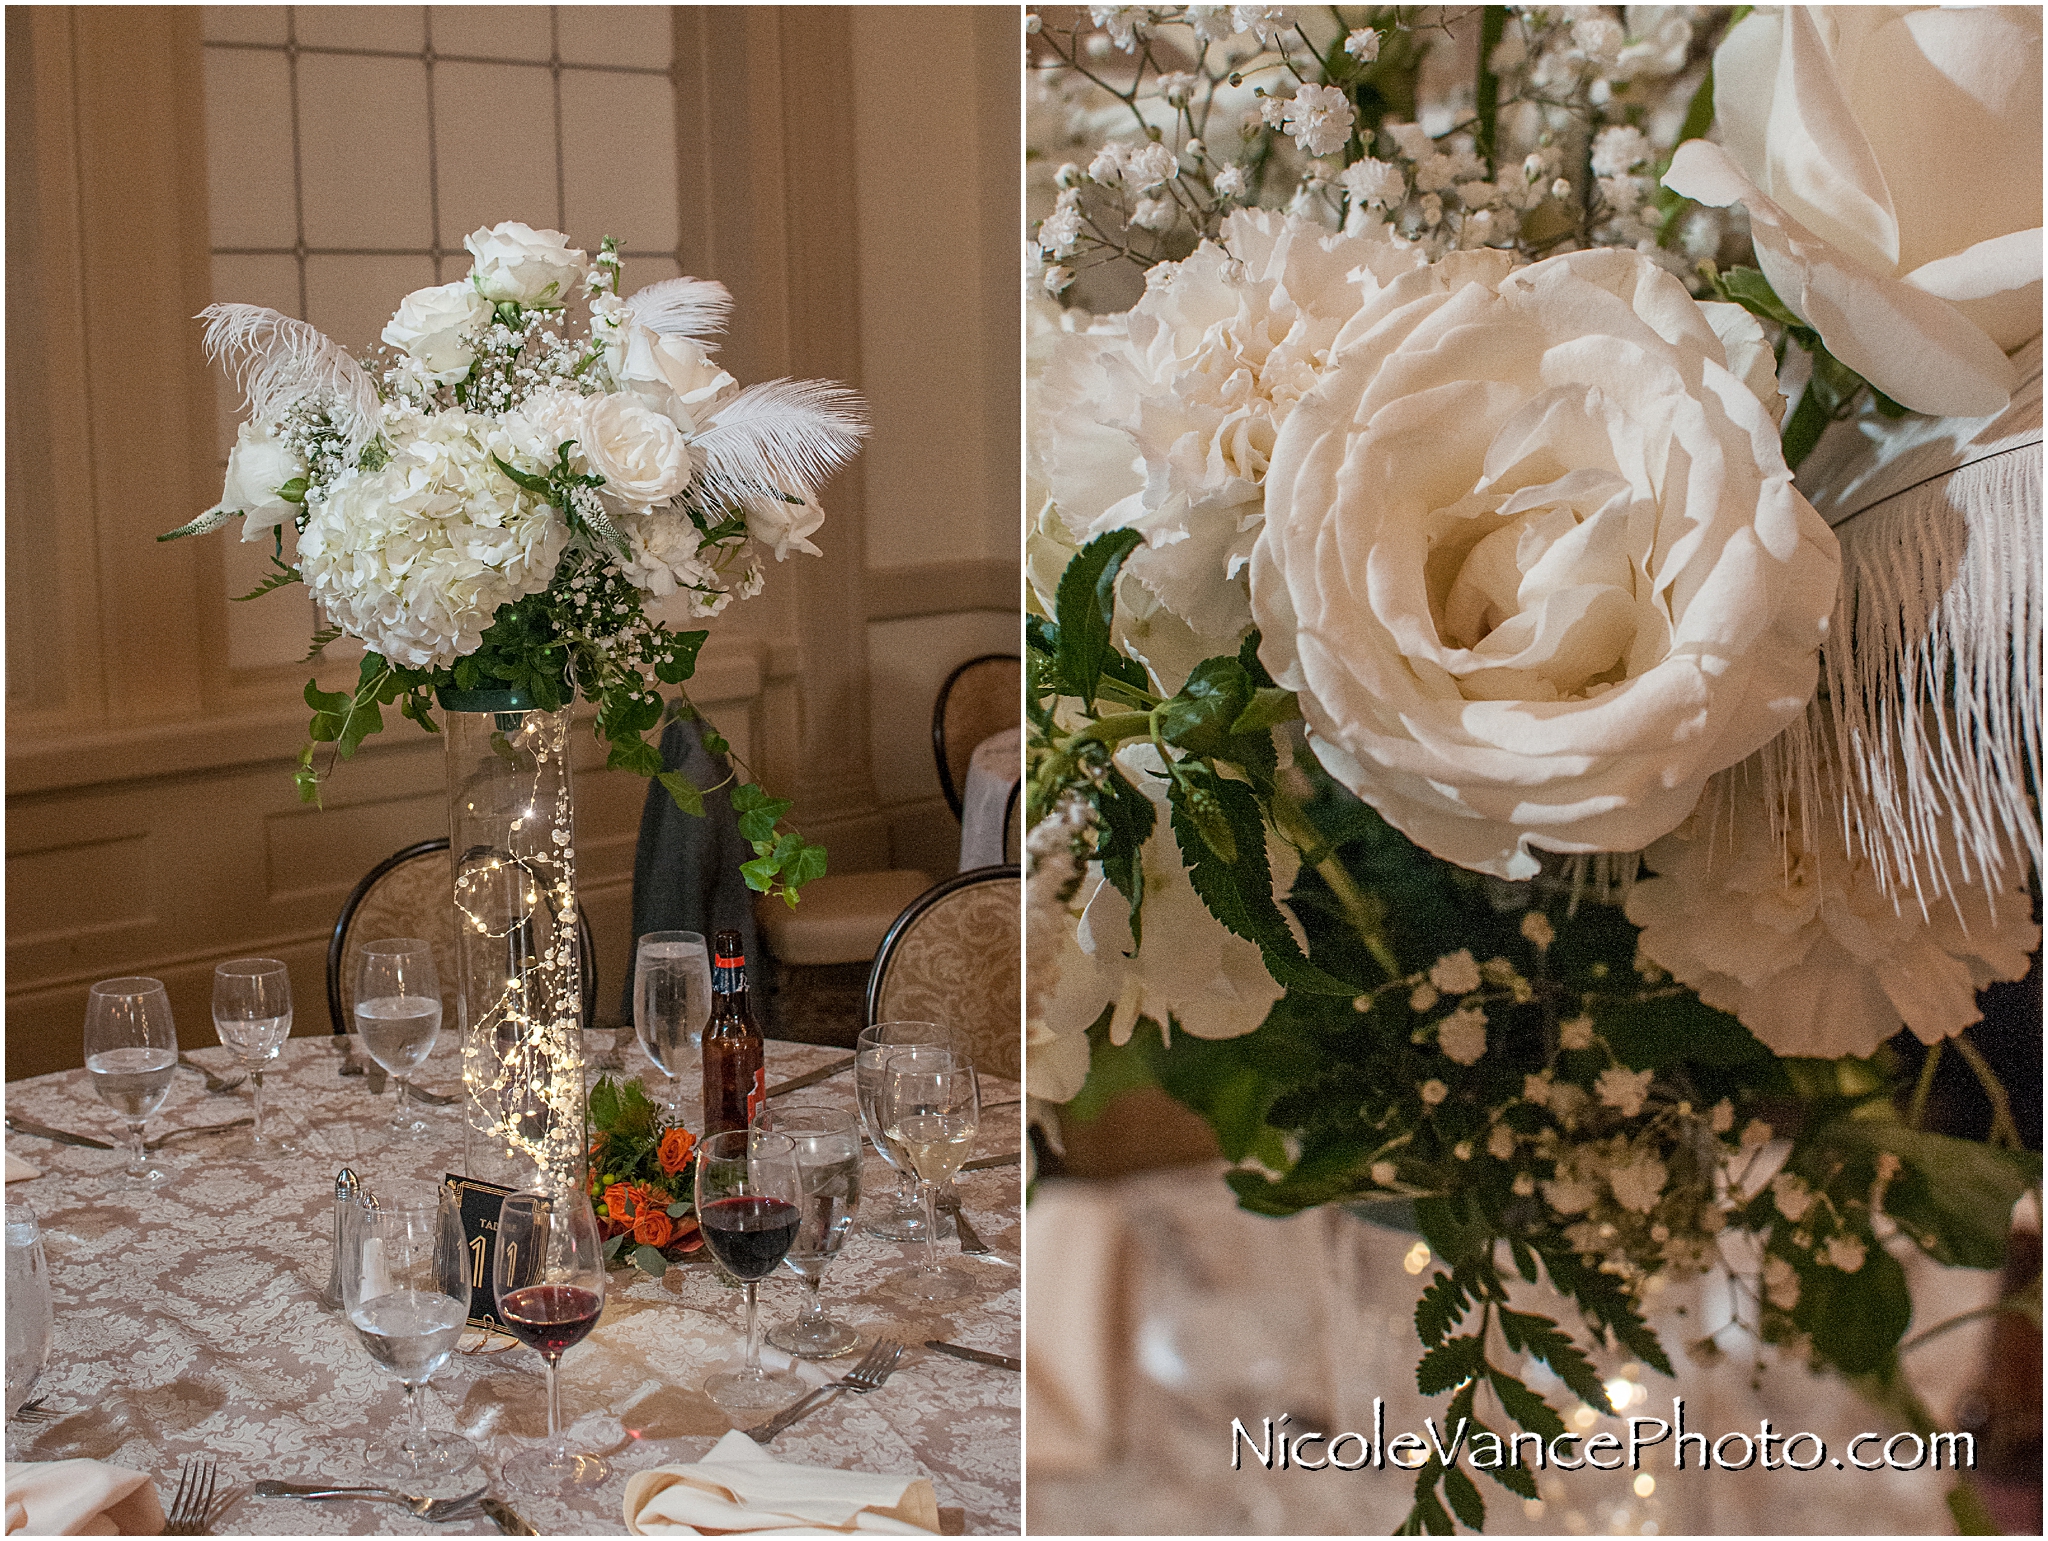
[865,866,1021,1081]
[326,838,597,1034]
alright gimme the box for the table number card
[445,1173,519,1332]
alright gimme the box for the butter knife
[960,1149,1020,1172]
[5,1115,113,1150]
[481,1498,537,1535]
[925,1340,1021,1372]
[766,1054,857,1099]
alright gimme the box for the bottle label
[745,1065,766,1125]
[713,952,747,995]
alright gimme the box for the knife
[924,1340,1021,1372]
[766,1054,857,1099]
[147,1117,252,1151]
[480,1497,537,1535]
[960,1149,1019,1172]
[5,1116,113,1150]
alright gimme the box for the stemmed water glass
[880,1047,980,1303]
[342,1180,477,1480]
[855,1021,951,1240]
[759,1103,863,1359]
[633,930,711,1120]
[212,958,295,1157]
[83,977,179,1188]
[353,939,442,1139]
[696,1129,805,1413]
[493,1189,610,1494]
[6,1203,52,1459]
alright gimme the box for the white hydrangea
[296,410,566,670]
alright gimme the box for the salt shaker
[320,1167,359,1312]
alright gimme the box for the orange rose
[603,1183,635,1223]
[633,1210,674,1249]
[657,1127,697,1176]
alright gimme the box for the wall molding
[864,558,1018,622]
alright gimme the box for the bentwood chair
[932,653,1022,819]
[326,838,598,1037]
[865,865,1021,1081]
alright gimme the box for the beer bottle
[701,928,765,1135]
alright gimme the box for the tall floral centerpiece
[1028,7,2039,1531]
[170,222,863,1189]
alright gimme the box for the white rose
[579,393,694,508]
[380,280,492,384]
[610,318,737,432]
[1664,6,2041,417]
[461,221,589,307]
[216,422,307,541]
[1625,760,2039,1060]
[1250,249,1840,879]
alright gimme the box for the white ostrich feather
[693,379,867,505]
[198,304,380,457]
[623,277,734,342]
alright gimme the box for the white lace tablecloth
[5,1035,1021,1534]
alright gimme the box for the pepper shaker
[320,1167,360,1312]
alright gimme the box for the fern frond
[197,304,380,458]
[623,277,733,342]
[690,379,867,509]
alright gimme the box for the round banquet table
[4,1034,1021,1535]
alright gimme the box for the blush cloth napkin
[3,1460,166,1535]
[5,1154,39,1184]
[622,1430,940,1535]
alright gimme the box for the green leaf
[1157,657,1255,759]
[653,630,708,684]
[634,1244,671,1277]
[1715,265,1803,329]
[1053,529,1143,709]
[740,853,780,892]
[783,842,828,889]
[1442,1464,1485,1531]
[1094,762,1158,943]
[1417,1334,1484,1395]
[1229,687,1300,736]
[1416,1269,1474,1349]
[273,475,309,504]
[1486,1367,1566,1442]
[590,1076,622,1127]
[738,799,794,844]
[491,453,555,497]
[731,782,771,814]
[1167,765,1355,996]
[603,1233,624,1261]
[606,736,666,777]
[1835,1121,2039,1269]
[232,561,300,602]
[1498,1308,1610,1414]
[1795,1239,1911,1375]
[666,1202,691,1219]
[657,771,706,818]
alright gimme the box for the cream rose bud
[1664,6,2041,418]
[611,319,737,431]
[380,281,491,384]
[745,491,825,561]
[218,422,307,540]
[1250,249,1840,879]
[580,392,694,507]
[462,221,590,307]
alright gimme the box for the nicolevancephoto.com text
[1232,1403,1976,1476]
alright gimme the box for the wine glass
[493,1189,610,1494]
[880,1047,980,1302]
[633,931,711,1120]
[83,977,178,1188]
[354,939,443,1139]
[855,1021,952,1240]
[212,958,295,1157]
[6,1203,52,1459]
[759,1103,863,1359]
[696,1129,805,1413]
[342,1180,477,1480]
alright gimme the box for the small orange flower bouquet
[588,1075,704,1276]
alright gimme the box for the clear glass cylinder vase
[441,688,587,1194]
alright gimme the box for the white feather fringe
[693,379,868,507]
[198,304,380,458]
[624,277,733,342]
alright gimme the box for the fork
[11,1397,61,1426]
[933,1190,993,1256]
[253,1480,487,1520]
[743,1340,904,1442]
[164,1457,218,1536]
[176,1055,246,1095]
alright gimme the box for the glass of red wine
[492,1188,610,1495]
[696,1128,806,1414]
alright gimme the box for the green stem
[1950,1032,2022,1149]
[1473,6,1507,170]
[1269,782,1400,981]
[1908,1039,1942,1129]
